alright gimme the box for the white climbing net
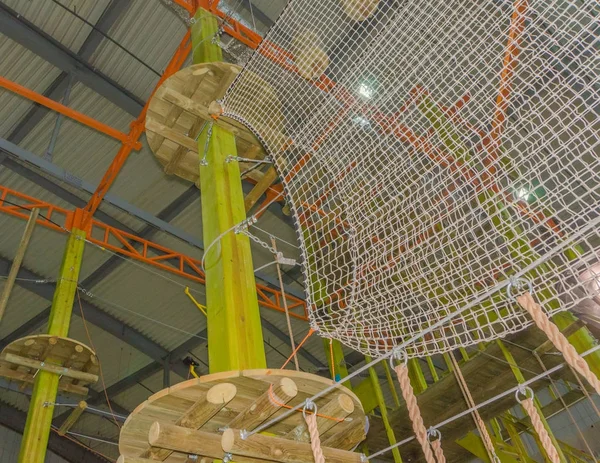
[223,0,600,357]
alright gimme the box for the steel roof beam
[0,257,190,379]
[4,0,134,148]
[0,400,109,463]
[0,137,203,248]
[0,2,143,117]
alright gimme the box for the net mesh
[223,0,600,357]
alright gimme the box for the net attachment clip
[389,347,408,369]
[506,277,533,301]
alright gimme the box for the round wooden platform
[0,335,98,396]
[119,369,367,462]
[145,62,284,184]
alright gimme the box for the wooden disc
[292,32,330,80]
[340,0,380,21]
[145,62,284,184]
[0,335,98,396]
[119,369,366,461]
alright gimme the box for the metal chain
[226,155,272,164]
[240,229,279,255]
[200,122,214,166]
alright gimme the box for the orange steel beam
[482,0,529,175]
[82,31,193,221]
[0,75,142,149]
[0,184,308,321]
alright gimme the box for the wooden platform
[145,62,285,184]
[0,335,98,396]
[119,369,367,462]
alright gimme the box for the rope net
[223,0,600,358]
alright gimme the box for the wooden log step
[222,428,364,463]
[57,401,87,436]
[322,414,367,450]
[142,383,237,461]
[0,364,89,396]
[286,393,355,442]
[180,382,237,428]
[147,422,271,463]
[226,377,297,431]
[3,352,99,384]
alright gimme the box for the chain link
[200,122,214,166]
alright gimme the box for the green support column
[324,338,351,386]
[366,356,403,463]
[18,215,87,463]
[192,8,266,372]
[496,340,567,462]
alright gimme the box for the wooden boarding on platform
[118,369,367,462]
[145,62,286,185]
[0,334,98,396]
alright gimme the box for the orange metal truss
[82,31,193,220]
[0,76,142,150]
[0,184,308,321]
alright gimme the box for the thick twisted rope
[516,292,600,395]
[304,409,325,463]
[519,396,560,463]
[449,355,499,462]
[430,439,446,463]
[394,364,438,463]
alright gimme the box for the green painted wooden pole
[18,218,87,463]
[324,338,351,387]
[366,356,403,463]
[192,8,266,373]
[496,340,567,462]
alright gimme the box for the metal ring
[515,385,534,402]
[302,399,317,419]
[427,427,441,442]
[506,277,533,302]
[389,347,408,369]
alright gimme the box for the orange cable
[281,328,315,369]
[267,384,344,423]
[76,291,121,430]
[329,339,335,380]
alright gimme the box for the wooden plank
[0,208,39,320]
[244,166,278,212]
[286,393,354,442]
[3,352,98,384]
[146,119,198,152]
[156,86,258,146]
[57,401,87,436]
[222,428,363,463]
[0,364,88,396]
[322,416,366,450]
[142,383,237,461]
[148,422,268,463]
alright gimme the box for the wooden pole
[148,422,271,463]
[496,340,567,462]
[271,237,299,371]
[366,355,403,463]
[191,7,266,373]
[57,401,87,436]
[18,209,88,463]
[227,377,297,431]
[0,207,39,321]
[221,428,363,463]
